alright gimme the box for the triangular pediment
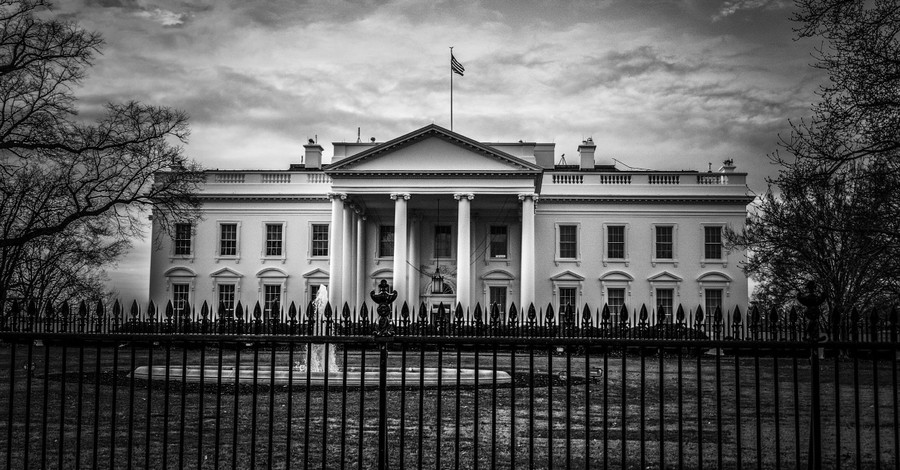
[648,271,683,283]
[302,268,329,279]
[327,124,542,175]
[210,267,243,278]
[550,270,585,282]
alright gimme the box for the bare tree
[0,0,201,305]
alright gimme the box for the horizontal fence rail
[0,296,898,469]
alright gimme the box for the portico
[323,124,542,314]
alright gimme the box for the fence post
[371,279,397,470]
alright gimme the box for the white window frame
[648,271,682,315]
[216,220,242,262]
[172,282,191,314]
[651,224,678,267]
[308,222,330,259]
[256,267,288,321]
[261,221,287,261]
[262,284,283,320]
[163,267,196,313]
[171,222,195,261]
[303,268,330,311]
[550,270,584,316]
[602,222,630,266]
[700,223,728,267]
[655,288,675,322]
[217,283,237,319]
[554,222,581,266]
[481,269,515,318]
[703,288,725,324]
[606,287,627,323]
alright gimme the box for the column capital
[390,192,411,201]
[453,192,474,201]
[328,192,348,201]
[518,192,539,202]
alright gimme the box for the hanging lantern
[431,267,444,294]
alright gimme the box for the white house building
[149,124,751,324]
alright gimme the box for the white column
[341,202,354,312]
[356,214,367,310]
[391,193,410,307]
[408,214,420,311]
[519,193,537,312]
[327,192,346,309]
[454,193,473,312]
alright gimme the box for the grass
[0,341,897,469]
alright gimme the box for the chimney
[304,138,323,169]
[718,159,736,173]
[578,137,596,170]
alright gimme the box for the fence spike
[620,304,630,325]
[129,300,138,321]
[581,303,591,327]
[79,300,88,319]
[418,302,427,322]
[400,301,410,320]
[545,303,555,323]
[733,305,742,325]
[676,304,685,323]
[44,300,55,320]
[639,304,648,324]
[234,301,244,320]
[490,302,500,324]
[508,302,518,323]
[527,303,537,322]
[113,300,122,323]
[713,305,723,325]
[695,305,704,325]
[165,300,174,323]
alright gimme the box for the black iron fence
[0,291,898,469]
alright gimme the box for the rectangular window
[220,223,238,256]
[489,286,507,316]
[311,224,329,257]
[174,223,192,256]
[264,285,281,319]
[489,225,508,259]
[704,226,723,260]
[434,225,451,259]
[172,283,190,313]
[607,288,625,321]
[655,225,673,259]
[218,284,235,317]
[705,289,723,321]
[656,288,674,320]
[379,225,395,258]
[265,223,283,256]
[309,284,322,307]
[559,287,577,315]
[559,225,577,259]
[607,225,625,259]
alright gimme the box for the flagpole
[450,46,454,131]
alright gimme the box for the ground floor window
[607,288,625,322]
[656,288,674,322]
[172,283,190,314]
[558,287,577,318]
[489,286,507,318]
[705,288,723,322]
[263,284,282,320]
[217,284,235,317]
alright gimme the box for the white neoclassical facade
[149,124,751,323]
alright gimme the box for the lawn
[0,340,897,469]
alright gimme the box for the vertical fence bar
[792,349,801,467]
[268,341,276,469]
[400,343,408,470]
[60,342,68,470]
[773,354,781,470]
[144,344,153,470]
[833,346,841,470]
[696,339,703,470]
[23,340,33,469]
[754,347,762,468]
[162,339,172,468]
[659,344,665,470]
[250,341,260,469]
[603,346,609,470]
[492,341,500,470]
[583,351,589,469]
[198,340,206,470]
[77,343,85,470]
[528,343,535,470]
[6,342,14,470]
[232,345,241,470]
[214,341,223,470]
[179,340,188,469]
[734,350,743,468]
[547,344,554,469]
[357,344,365,470]
[853,349,861,469]
[872,348,881,470]
[286,341,296,470]
[621,342,627,470]
[454,345,461,470]
[40,341,50,469]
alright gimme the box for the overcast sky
[55,0,823,300]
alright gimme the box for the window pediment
[164,266,196,278]
[550,270,585,282]
[210,267,243,278]
[256,267,288,278]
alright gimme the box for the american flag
[451,53,465,76]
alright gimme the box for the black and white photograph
[1,0,898,468]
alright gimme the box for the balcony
[201,171,332,197]
[540,171,749,201]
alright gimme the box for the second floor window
[434,225,451,258]
[265,223,283,256]
[311,224,329,257]
[174,223,191,255]
[379,225,395,258]
[220,223,237,256]
[489,225,508,258]
[704,226,723,260]
[607,225,625,259]
[559,225,577,259]
[655,226,673,259]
